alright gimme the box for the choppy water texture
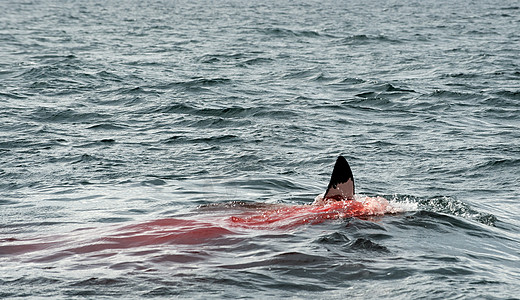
[1,0,520,298]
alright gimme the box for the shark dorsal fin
[323,156,355,200]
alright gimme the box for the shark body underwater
[1,156,409,257]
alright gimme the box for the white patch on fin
[324,179,354,200]
[323,156,355,201]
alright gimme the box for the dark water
[1,0,520,298]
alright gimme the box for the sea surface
[1,0,519,298]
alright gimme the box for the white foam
[315,194,418,215]
[386,199,418,214]
[358,195,418,214]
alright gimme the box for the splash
[229,195,417,229]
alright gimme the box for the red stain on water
[1,198,390,258]
[230,200,369,229]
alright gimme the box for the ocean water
[1,0,519,298]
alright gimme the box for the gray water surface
[1,0,519,298]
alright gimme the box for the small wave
[194,134,241,144]
[87,123,127,130]
[384,83,415,93]
[163,134,241,145]
[95,70,125,83]
[500,6,519,10]
[31,107,111,123]
[197,52,275,67]
[197,106,255,118]
[120,86,160,95]
[429,89,478,101]
[150,253,209,264]
[0,199,19,206]
[494,90,520,100]
[143,287,180,297]
[230,177,301,191]
[196,53,246,64]
[0,33,16,42]
[475,158,520,171]
[315,232,350,244]
[281,68,319,80]
[339,34,402,45]
[148,77,231,93]
[0,91,27,99]
[0,139,34,149]
[182,117,252,129]
[0,137,62,150]
[237,57,274,67]
[95,217,133,223]
[72,139,117,149]
[72,154,101,164]
[328,77,365,86]
[222,251,329,270]
[381,194,498,227]
[354,83,415,101]
[404,210,497,237]
[151,103,194,114]
[482,95,520,108]
[178,77,231,87]
[417,196,497,226]
[140,178,168,186]
[152,103,288,121]
[69,277,125,287]
[29,54,77,61]
[260,27,322,38]
[252,108,299,118]
[349,238,389,252]
[309,72,337,82]
[441,72,479,79]
[315,232,389,253]
[15,59,81,82]
[355,91,380,99]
